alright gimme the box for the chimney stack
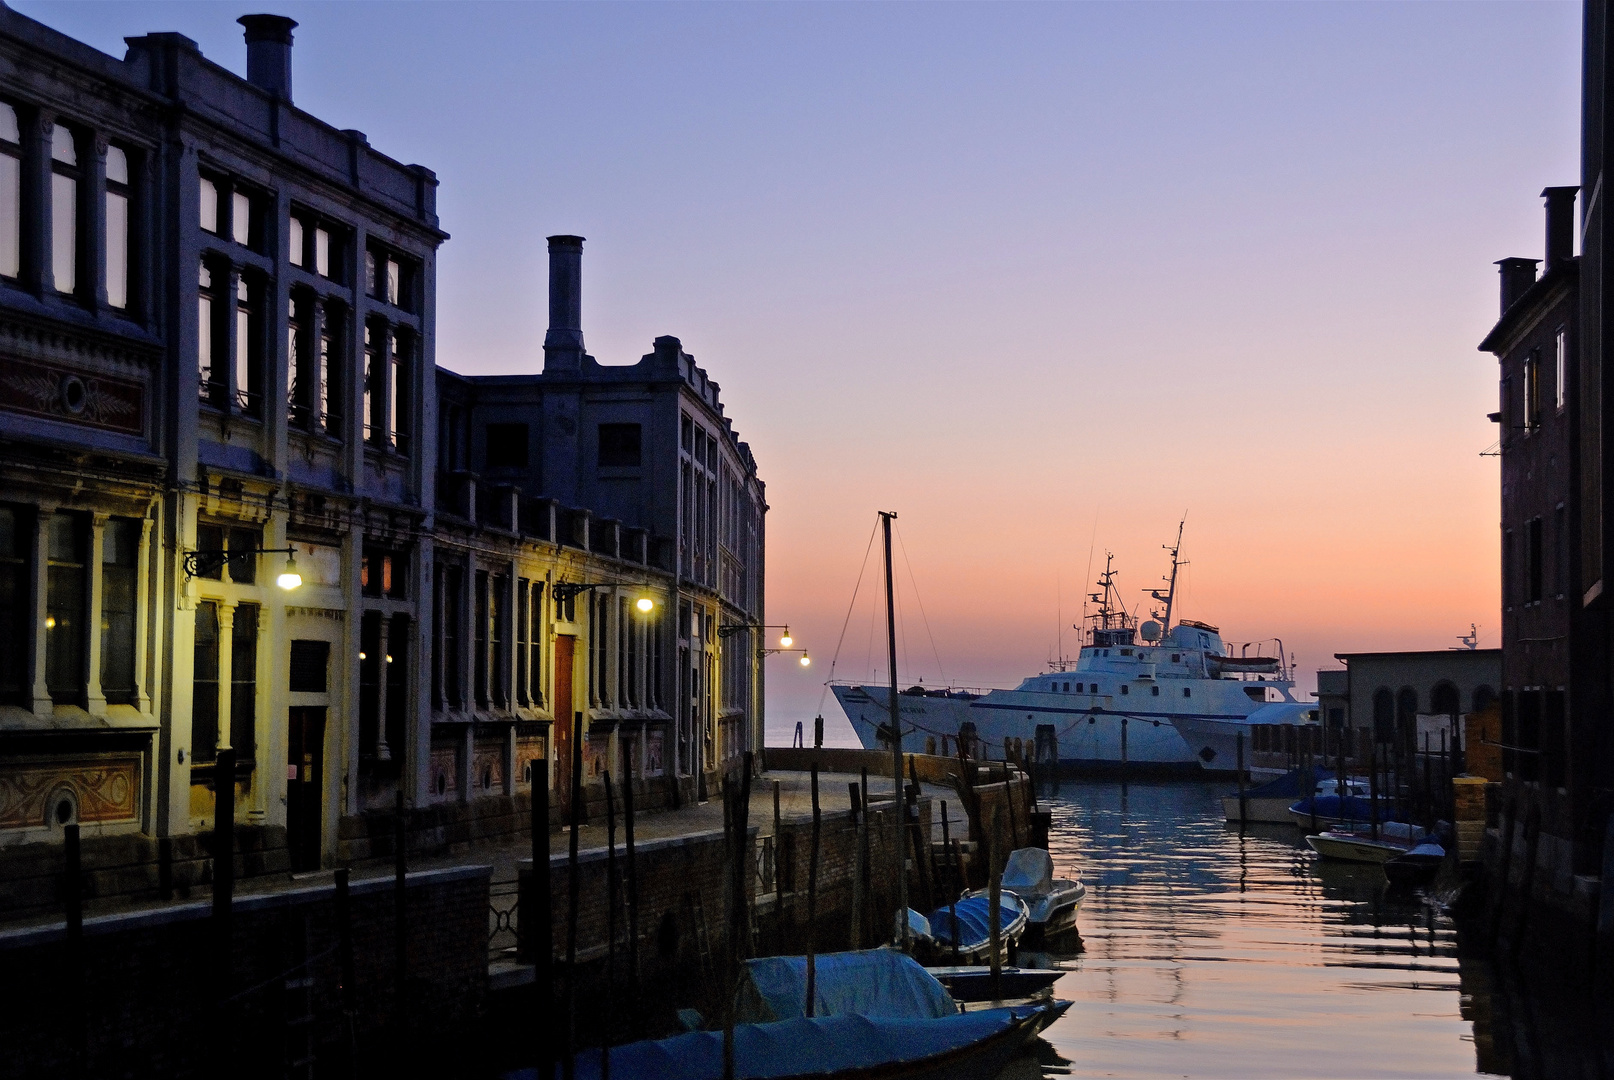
[237,15,296,102]
[544,235,586,372]
[1542,185,1579,270]
[1496,257,1540,315]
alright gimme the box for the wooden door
[287,707,326,872]
[553,634,575,813]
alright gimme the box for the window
[288,215,304,267]
[618,596,629,706]
[474,570,489,707]
[231,603,258,761]
[195,524,224,580]
[289,640,329,693]
[287,291,312,427]
[1556,329,1567,411]
[231,190,251,248]
[1555,504,1567,597]
[319,307,343,437]
[599,423,642,467]
[359,611,381,754]
[227,526,260,584]
[492,574,508,708]
[198,261,225,407]
[1524,350,1542,430]
[1503,529,1514,607]
[0,103,19,279]
[100,517,138,704]
[529,582,544,707]
[46,512,85,705]
[364,322,382,446]
[199,176,219,234]
[386,614,408,754]
[486,423,529,469]
[50,123,78,295]
[192,602,220,759]
[0,506,26,707]
[387,256,402,307]
[235,276,263,416]
[1152,685,1160,696]
[1528,516,1544,603]
[361,547,407,599]
[105,146,130,309]
[391,329,412,455]
[1182,687,1191,698]
[444,565,463,708]
[627,597,640,708]
[315,226,331,278]
[516,579,530,707]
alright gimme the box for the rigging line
[894,521,949,688]
[816,514,882,715]
[894,560,913,687]
[1081,518,1098,647]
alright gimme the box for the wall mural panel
[0,755,141,829]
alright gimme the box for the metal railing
[489,879,521,963]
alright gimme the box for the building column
[85,513,107,717]
[30,506,52,718]
[134,513,153,714]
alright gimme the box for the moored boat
[1222,768,1364,825]
[1286,794,1398,830]
[1305,822,1426,864]
[974,848,1085,946]
[1384,839,1448,889]
[916,894,1030,965]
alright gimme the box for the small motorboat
[509,949,1069,1080]
[915,894,1030,965]
[975,848,1085,945]
[1305,821,1426,864]
[927,965,1064,1003]
[1384,839,1447,889]
[1222,768,1365,824]
[1287,794,1397,830]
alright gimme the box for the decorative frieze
[0,355,144,435]
[0,754,141,830]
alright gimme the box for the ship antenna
[1148,517,1187,630]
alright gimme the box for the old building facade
[0,9,764,907]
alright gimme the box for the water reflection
[1028,779,1497,1079]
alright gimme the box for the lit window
[232,190,250,246]
[387,257,400,306]
[198,261,224,407]
[105,146,130,309]
[46,512,86,705]
[235,276,261,416]
[1524,350,1542,430]
[51,124,78,294]
[100,517,139,704]
[314,227,330,277]
[199,176,218,234]
[288,215,303,267]
[0,103,20,279]
[1556,330,1567,411]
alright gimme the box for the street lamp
[718,623,797,649]
[552,580,660,613]
[183,545,303,590]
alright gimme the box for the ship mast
[1149,518,1186,630]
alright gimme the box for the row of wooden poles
[1233,726,1468,838]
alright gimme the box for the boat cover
[519,1008,1030,1080]
[1290,794,1394,822]
[926,895,1025,947]
[1244,768,1335,799]
[1001,849,1054,894]
[734,949,957,1024]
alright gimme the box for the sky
[21,1,1581,746]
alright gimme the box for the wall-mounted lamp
[183,545,303,590]
[552,580,660,615]
[719,623,798,650]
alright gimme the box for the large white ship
[831,530,1318,775]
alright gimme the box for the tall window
[319,306,343,437]
[199,176,219,234]
[386,614,408,753]
[100,517,138,704]
[516,579,529,707]
[231,603,258,760]
[314,226,331,278]
[1528,516,1544,603]
[287,291,311,427]
[50,123,78,295]
[528,583,543,707]
[474,570,489,707]
[0,505,29,706]
[46,512,85,704]
[105,146,130,310]
[1556,329,1567,411]
[359,611,380,755]
[492,574,508,708]
[231,190,252,248]
[364,322,383,447]
[235,275,263,416]
[445,565,463,709]
[1524,350,1542,430]
[1555,504,1567,598]
[391,329,412,455]
[198,261,225,407]
[288,214,304,267]
[192,601,220,759]
[627,598,639,708]
[0,103,21,280]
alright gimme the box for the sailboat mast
[1161,518,1185,630]
[881,511,908,949]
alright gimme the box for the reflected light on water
[1031,780,1497,1080]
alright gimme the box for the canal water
[1026,779,1585,1080]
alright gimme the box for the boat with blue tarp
[917,893,1031,964]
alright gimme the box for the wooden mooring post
[805,763,821,1018]
[849,783,864,950]
[1236,732,1247,828]
[533,759,554,1080]
[564,711,584,1080]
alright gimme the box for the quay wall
[0,865,491,1080]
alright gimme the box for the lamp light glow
[276,554,302,590]
[635,596,655,614]
[779,627,793,648]
[799,653,811,667]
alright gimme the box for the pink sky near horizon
[19,2,1579,746]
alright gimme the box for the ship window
[1152,685,1160,696]
[1063,682,1069,692]
[1121,648,1132,656]
[1121,685,1129,695]
[1172,654,1180,662]
[1183,687,1192,698]
[1049,682,1056,692]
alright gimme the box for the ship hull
[831,684,1221,776]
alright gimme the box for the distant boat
[1305,822,1427,864]
[1286,794,1397,830]
[511,950,1068,1080]
[926,965,1065,1003]
[915,894,1031,965]
[1222,768,1364,825]
[967,848,1085,946]
[1383,840,1448,888]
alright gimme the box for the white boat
[1221,770,1368,825]
[969,848,1085,945]
[1305,822,1426,864]
[832,525,1320,775]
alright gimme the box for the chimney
[237,15,297,102]
[1542,185,1579,270]
[544,235,586,372]
[1496,257,1540,315]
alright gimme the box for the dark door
[553,634,575,813]
[287,706,326,872]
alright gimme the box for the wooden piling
[335,867,359,1074]
[622,752,640,1007]
[941,802,960,965]
[1236,732,1247,828]
[564,711,585,1080]
[393,786,407,1040]
[987,818,1002,1000]
[805,763,821,1017]
[604,770,619,1079]
[849,783,864,950]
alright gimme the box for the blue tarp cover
[1290,794,1392,822]
[734,949,957,1023]
[546,1008,1026,1080]
[1245,768,1335,798]
[925,895,1021,947]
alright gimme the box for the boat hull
[1304,832,1410,863]
[1221,795,1306,825]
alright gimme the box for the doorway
[287,706,326,872]
[553,634,575,813]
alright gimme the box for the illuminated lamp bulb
[799,653,811,667]
[277,554,302,590]
[779,627,793,648]
[636,596,655,614]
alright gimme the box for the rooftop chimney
[237,15,296,102]
[544,235,586,372]
[1496,257,1540,315]
[1542,185,1579,270]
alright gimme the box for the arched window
[1473,685,1497,713]
[1397,687,1419,749]
[1430,682,1460,717]
[1372,688,1394,742]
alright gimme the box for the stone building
[0,8,767,906]
[433,236,766,810]
[1322,649,1500,749]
